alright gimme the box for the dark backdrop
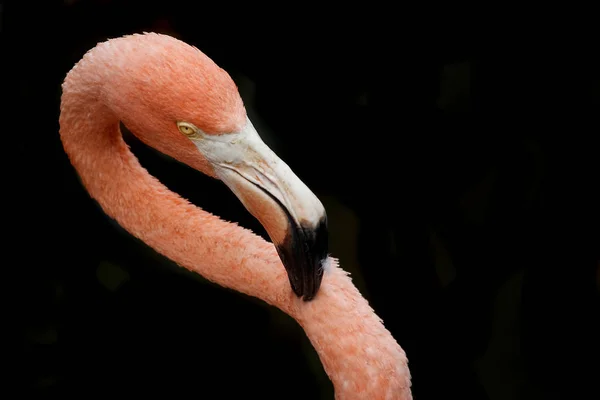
[4,2,599,399]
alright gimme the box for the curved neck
[59,78,411,400]
[59,97,292,308]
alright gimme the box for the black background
[4,2,599,399]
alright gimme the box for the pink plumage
[59,32,412,399]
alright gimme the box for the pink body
[59,33,412,399]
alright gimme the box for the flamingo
[59,32,412,399]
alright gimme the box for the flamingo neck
[59,94,292,309]
[58,64,411,400]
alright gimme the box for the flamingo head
[101,33,328,300]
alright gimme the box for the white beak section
[192,118,328,301]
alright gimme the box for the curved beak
[193,118,328,301]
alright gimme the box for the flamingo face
[99,33,328,300]
[176,117,328,301]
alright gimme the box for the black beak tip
[294,260,325,302]
[247,182,328,300]
[276,216,328,302]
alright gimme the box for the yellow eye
[177,122,196,136]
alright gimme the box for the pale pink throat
[59,33,412,399]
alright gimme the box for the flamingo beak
[193,118,328,301]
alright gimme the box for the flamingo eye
[177,122,197,137]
